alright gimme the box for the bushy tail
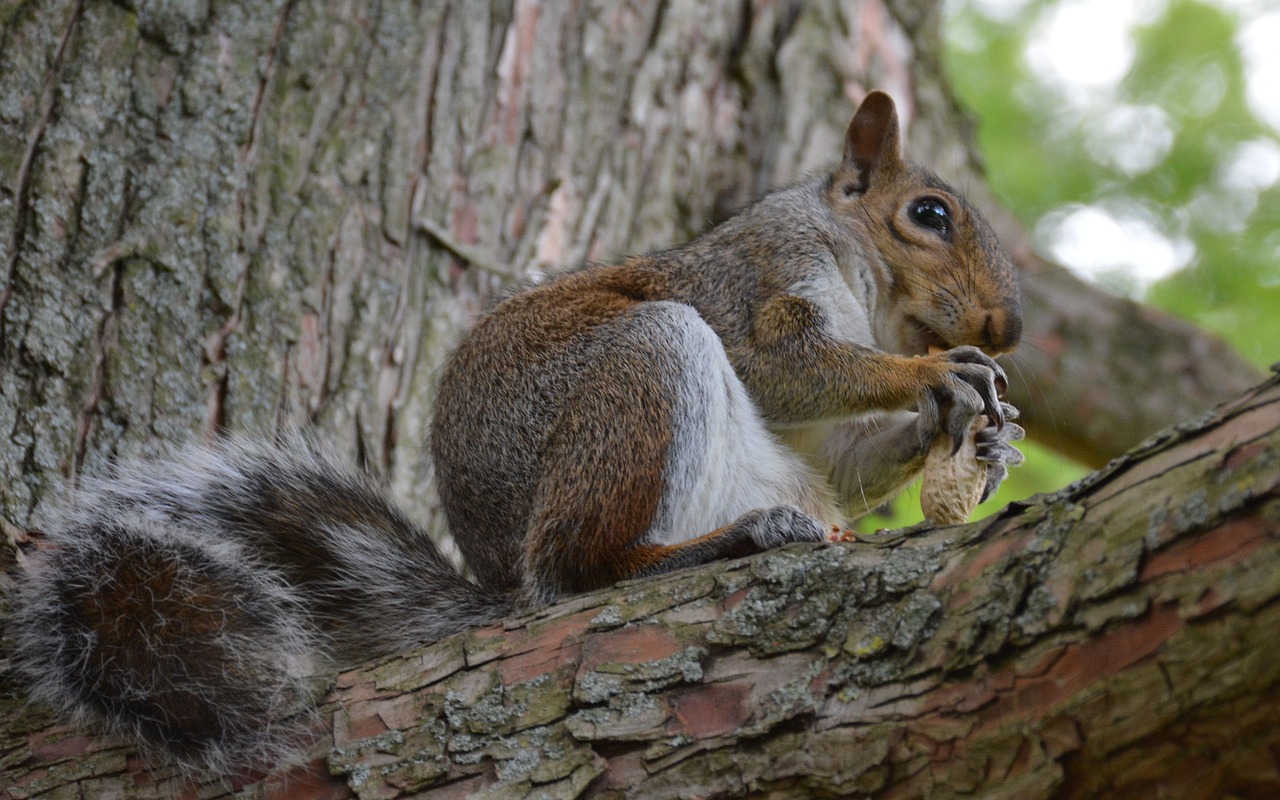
[13,509,319,773]
[10,436,513,773]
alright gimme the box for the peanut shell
[920,414,988,525]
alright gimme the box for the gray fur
[11,435,513,774]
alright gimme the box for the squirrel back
[11,91,1023,775]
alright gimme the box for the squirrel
[9,91,1024,774]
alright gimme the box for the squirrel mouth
[905,316,951,356]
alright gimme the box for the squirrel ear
[842,91,902,193]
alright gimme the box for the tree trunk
[0,0,1261,533]
[4,365,1279,799]
[2,1,1274,797]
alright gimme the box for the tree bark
[4,365,1279,800]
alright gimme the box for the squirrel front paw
[916,345,1009,454]
[920,401,1025,523]
[975,401,1025,501]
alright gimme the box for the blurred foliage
[865,0,1279,530]
[945,0,1280,368]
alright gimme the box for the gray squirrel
[10,91,1024,774]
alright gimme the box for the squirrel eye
[908,197,951,236]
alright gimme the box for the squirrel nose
[981,308,1022,354]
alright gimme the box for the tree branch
[5,371,1278,798]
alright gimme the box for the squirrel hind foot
[13,513,321,773]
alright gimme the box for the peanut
[920,414,988,525]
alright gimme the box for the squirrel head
[828,91,1022,357]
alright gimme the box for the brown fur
[433,91,1022,605]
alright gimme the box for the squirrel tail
[11,436,512,773]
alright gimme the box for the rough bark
[4,365,1279,800]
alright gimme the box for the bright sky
[954,0,1280,294]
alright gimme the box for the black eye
[909,197,951,236]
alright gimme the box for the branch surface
[5,373,1279,798]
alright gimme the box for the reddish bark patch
[27,730,98,760]
[1014,646,1069,681]
[1007,602,1183,719]
[591,748,648,794]
[1139,516,1270,582]
[907,602,1187,763]
[372,693,426,732]
[333,703,390,743]
[931,530,1033,595]
[579,624,685,672]
[258,756,351,800]
[907,678,998,721]
[961,530,1033,581]
[721,587,751,611]
[671,681,753,739]
[6,768,51,795]
[495,609,596,683]
[499,642,582,685]
[1223,440,1268,471]
[329,674,380,703]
